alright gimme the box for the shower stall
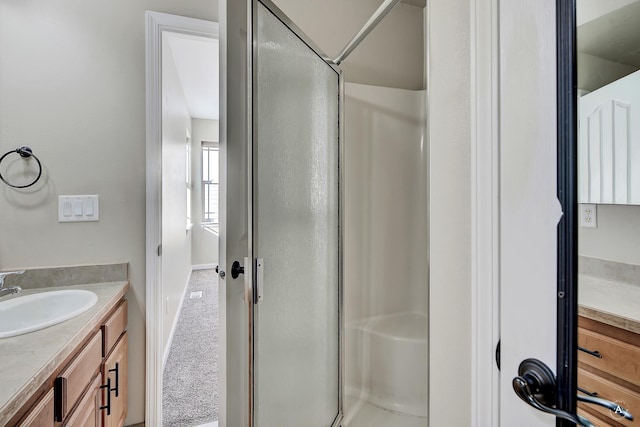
[344,84,428,426]
[235,0,428,425]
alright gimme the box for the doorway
[145,11,220,427]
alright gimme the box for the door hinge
[157,244,162,256]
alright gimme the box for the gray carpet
[163,269,219,427]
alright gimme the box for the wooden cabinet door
[64,375,101,427]
[101,333,127,427]
[17,389,54,427]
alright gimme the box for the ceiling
[166,33,219,120]
[578,0,640,68]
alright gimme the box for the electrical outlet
[580,204,597,228]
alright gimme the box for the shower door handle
[231,260,245,279]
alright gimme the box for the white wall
[428,0,472,425]
[161,35,194,353]
[344,83,428,323]
[272,0,425,90]
[191,119,220,267]
[0,1,217,424]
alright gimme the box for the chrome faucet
[0,270,24,298]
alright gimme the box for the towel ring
[0,146,43,189]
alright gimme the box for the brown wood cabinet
[13,298,128,427]
[578,316,640,427]
[101,334,128,427]
[16,389,54,427]
[63,375,101,427]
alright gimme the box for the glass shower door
[250,1,342,426]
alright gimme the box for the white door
[579,70,640,205]
[499,0,563,425]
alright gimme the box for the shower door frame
[246,0,345,425]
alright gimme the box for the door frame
[555,0,578,424]
[144,11,220,426]
[470,0,500,423]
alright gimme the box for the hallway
[163,269,219,427]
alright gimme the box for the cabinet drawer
[578,327,640,386]
[17,389,54,427]
[578,408,616,427]
[56,331,102,420]
[63,375,101,427]
[102,300,127,357]
[578,368,640,427]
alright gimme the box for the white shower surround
[344,83,428,425]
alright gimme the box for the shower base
[344,312,428,426]
[344,396,426,427]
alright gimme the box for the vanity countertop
[0,280,129,425]
[579,274,640,335]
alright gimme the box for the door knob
[231,261,245,279]
[512,358,594,427]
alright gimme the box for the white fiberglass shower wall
[344,83,428,426]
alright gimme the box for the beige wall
[272,0,425,90]
[428,0,472,425]
[0,1,217,424]
[577,0,638,25]
[579,204,640,265]
[161,35,194,354]
[191,119,220,267]
[578,52,638,92]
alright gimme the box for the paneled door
[246,1,342,426]
[499,0,563,425]
[579,70,640,205]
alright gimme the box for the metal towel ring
[0,146,43,189]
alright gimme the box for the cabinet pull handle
[577,387,598,397]
[578,346,603,359]
[100,377,112,416]
[109,363,119,397]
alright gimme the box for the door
[579,70,640,205]
[249,2,341,426]
[499,0,565,425]
[221,1,342,426]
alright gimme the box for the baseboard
[162,269,193,368]
[192,263,217,271]
[125,423,145,427]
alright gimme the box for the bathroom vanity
[0,280,129,427]
[577,276,640,426]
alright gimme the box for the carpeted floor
[163,269,219,427]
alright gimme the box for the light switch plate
[58,195,99,222]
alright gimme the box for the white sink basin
[0,290,98,338]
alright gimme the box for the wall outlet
[580,204,597,228]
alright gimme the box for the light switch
[73,201,83,216]
[63,201,72,217]
[83,200,94,216]
[58,195,99,222]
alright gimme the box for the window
[186,129,192,230]
[202,142,219,224]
